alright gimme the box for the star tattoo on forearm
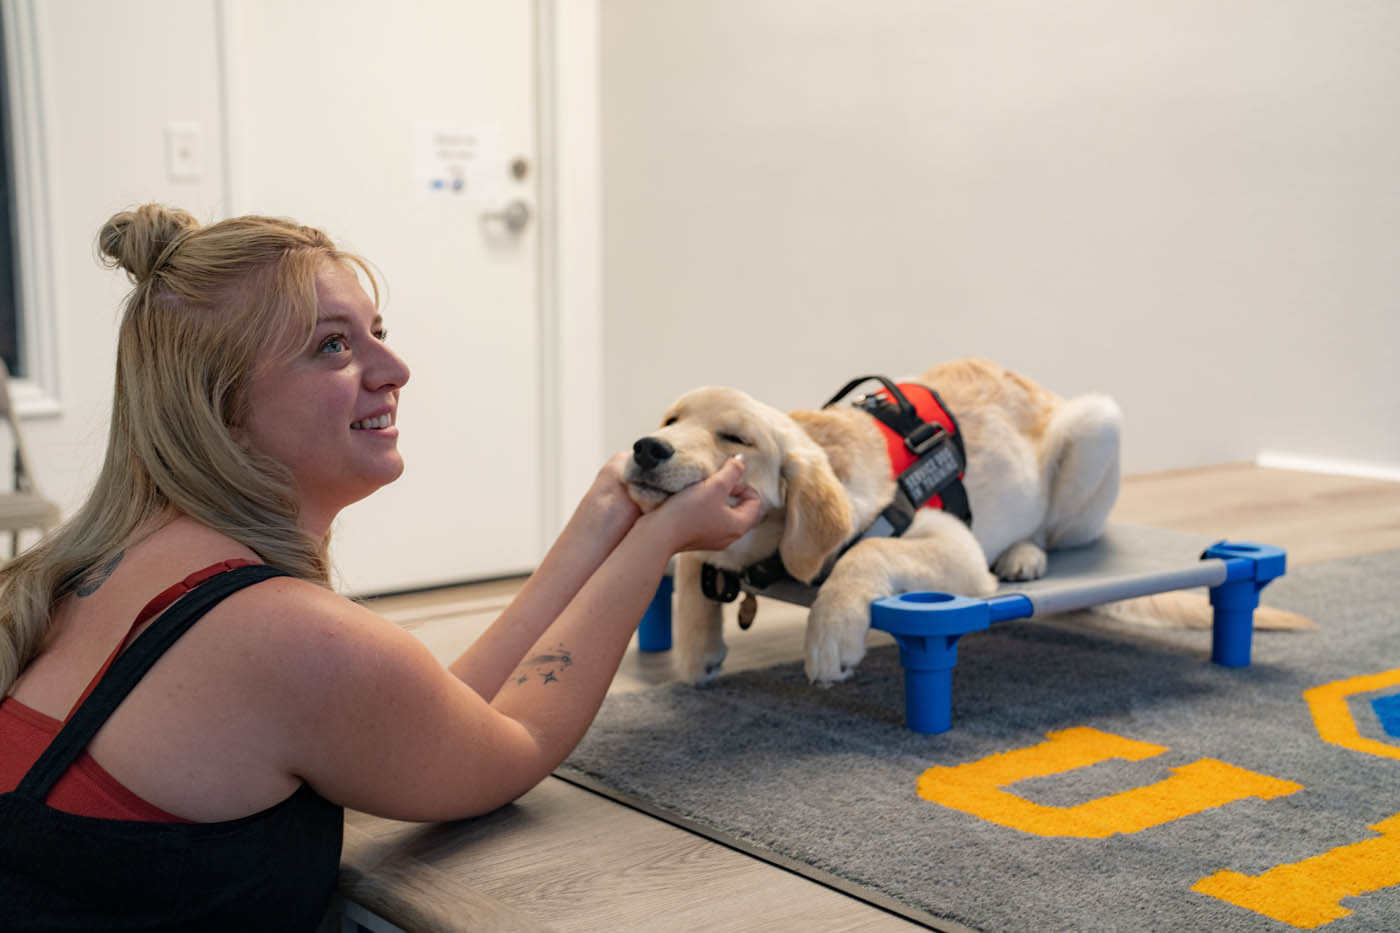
[509,644,574,686]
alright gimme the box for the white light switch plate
[165,122,202,181]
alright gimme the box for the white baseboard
[1256,451,1400,483]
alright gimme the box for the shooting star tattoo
[509,643,574,687]
[523,649,573,668]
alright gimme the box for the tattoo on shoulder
[509,643,574,687]
[75,550,126,597]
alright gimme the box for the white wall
[599,0,1400,476]
[10,0,1396,581]
[548,0,606,523]
[9,0,607,568]
[12,0,226,515]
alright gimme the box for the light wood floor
[351,465,1400,931]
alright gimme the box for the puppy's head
[625,386,853,582]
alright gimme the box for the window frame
[1,0,60,417]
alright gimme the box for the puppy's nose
[632,436,675,471]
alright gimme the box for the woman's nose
[366,341,411,391]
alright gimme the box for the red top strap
[67,560,260,718]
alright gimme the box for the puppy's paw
[677,642,728,686]
[994,541,1048,582]
[803,603,869,685]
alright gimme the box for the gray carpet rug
[558,550,1400,932]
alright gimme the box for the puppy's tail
[1092,591,1317,631]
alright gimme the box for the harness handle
[822,375,916,417]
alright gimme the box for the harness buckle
[904,421,944,456]
[853,393,882,414]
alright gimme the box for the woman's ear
[778,446,852,584]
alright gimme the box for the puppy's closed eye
[718,432,750,446]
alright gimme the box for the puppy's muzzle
[632,436,675,471]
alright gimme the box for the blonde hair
[0,204,378,694]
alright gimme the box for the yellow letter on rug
[1304,669,1400,761]
[917,726,1301,838]
[1192,812,1400,928]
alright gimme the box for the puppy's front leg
[673,552,728,684]
[806,512,997,684]
[805,546,886,685]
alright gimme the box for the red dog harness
[827,376,972,536]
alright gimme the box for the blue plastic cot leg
[637,575,674,652]
[870,593,1033,734]
[1201,541,1288,667]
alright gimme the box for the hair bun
[98,204,200,282]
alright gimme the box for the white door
[223,0,542,594]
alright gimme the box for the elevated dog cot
[636,524,1291,734]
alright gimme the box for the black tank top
[0,564,344,931]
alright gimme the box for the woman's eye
[373,329,389,342]
[318,335,349,354]
[718,432,749,446]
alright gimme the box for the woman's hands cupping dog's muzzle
[637,457,762,554]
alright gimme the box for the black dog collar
[700,563,741,603]
[700,553,790,604]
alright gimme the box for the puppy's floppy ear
[778,442,853,584]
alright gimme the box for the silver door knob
[481,199,532,235]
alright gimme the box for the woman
[0,204,761,929]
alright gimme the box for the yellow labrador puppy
[625,358,1305,685]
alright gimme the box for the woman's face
[242,262,411,534]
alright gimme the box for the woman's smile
[351,410,396,432]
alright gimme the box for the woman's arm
[268,457,761,822]
[447,452,641,700]
[484,457,760,769]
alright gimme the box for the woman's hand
[575,451,644,533]
[642,457,763,554]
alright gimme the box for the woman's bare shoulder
[199,573,404,678]
[203,575,454,727]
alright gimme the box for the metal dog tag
[738,593,758,630]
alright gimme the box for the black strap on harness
[700,375,971,604]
